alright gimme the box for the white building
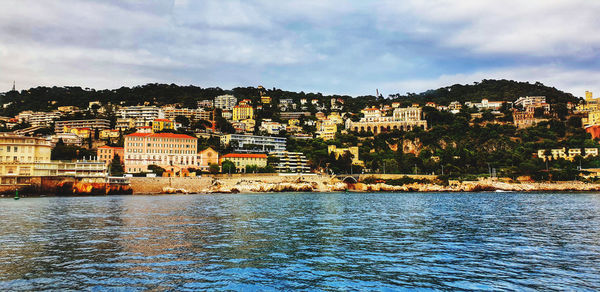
[221,134,286,153]
[214,95,237,110]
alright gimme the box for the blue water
[1,192,600,290]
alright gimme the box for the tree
[175,115,190,128]
[110,154,124,176]
[148,165,165,176]
[209,163,220,174]
[221,160,236,174]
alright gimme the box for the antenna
[12,81,15,91]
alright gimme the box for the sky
[1,0,599,97]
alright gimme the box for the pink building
[124,133,197,173]
[97,146,124,166]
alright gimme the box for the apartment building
[163,107,211,121]
[117,106,164,127]
[514,96,547,108]
[220,153,267,173]
[124,132,197,173]
[17,111,61,127]
[232,105,254,121]
[152,119,175,132]
[269,151,310,173]
[536,148,599,161]
[346,106,427,134]
[316,119,337,141]
[279,112,311,120]
[214,95,237,110]
[221,134,286,153]
[55,119,110,133]
[197,99,214,109]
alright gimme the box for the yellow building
[100,129,120,139]
[288,119,300,126]
[327,112,344,124]
[232,105,254,121]
[261,96,271,104]
[328,145,364,166]
[69,127,92,139]
[583,110,600,126]
[316,119,337,141]
[220,153,267,173]
[240,118,256,132]
[152,119,175,132]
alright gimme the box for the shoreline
[3,175,600,198]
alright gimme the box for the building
[97,146,124,166]
[100,129,120,140]
[280,112,311,120]
[512,110,547,129]
[220,153,267,173]
[196,147,219,172]
[51,132,83,146]
[536,148,599,161]
[214,94,237,110]
[152,119,175,132]
[68,127,92,139]
[260,119,285,135]
[269,151,310,173]
[232,105,254,121]
[124,132,197,173]
[17,111,61,127]
[57,106,80,114]
[0,134,107,185]
[465,99,505,111]
[346,106,427,134]
[261,96,271,104]
[514,96,547,108]
[221,134,286,153]
[316,119,337,141]
[55,119,110,134]
[163,107,211,121]
[327,145,364,166]
[117,106,164,127]
[197,99,213,109]
[583,110,600,127]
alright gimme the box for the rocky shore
[136,176,600,194]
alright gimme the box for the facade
[316,119,337,141]
[124,132,197,173]
[280,112,311,120]
[163,107,211,121]
[346,106,427,134]
[514,96,546,108]
[220,153,267,172]
[214,95,237,110]
[51,133,83,146]
[232,105,254,121]
[17,111,61,127]
[55,119,110,134]
[328,145,364,166]
[269,151,310,173]
[97,146,124,166]
[152,119,175,132]
[197,99,214,109]
[0,134,106,184]
[261,96,271,104]
[465,99,505,111]
[196,147,219,171]
[117,106,164,127]
[512,110,547,129]
[220,134,286,153]
[100,129,120,139]
[260,119,285,135]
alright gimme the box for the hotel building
[124,132,198,173]
[269,151,310,173]
[214,95,237,110]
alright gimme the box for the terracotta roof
[222,153,267,158]
[125,132,196,139]
[98,146,123,149]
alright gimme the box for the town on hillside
[1,80,600,188]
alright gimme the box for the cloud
[0,0,599,96]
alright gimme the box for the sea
[1,192,600,290]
